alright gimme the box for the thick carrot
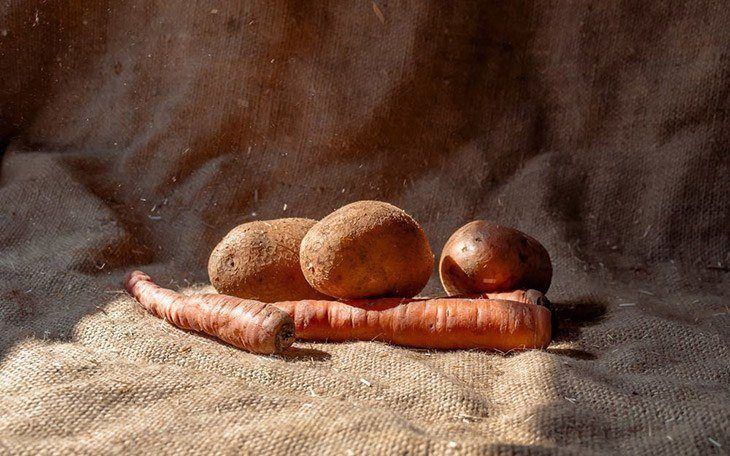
[124,271,295,354]
[274,297,551,351]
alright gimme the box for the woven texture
[1,1,728,454]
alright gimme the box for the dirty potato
[300,201,434,299]
[208,218,328,302]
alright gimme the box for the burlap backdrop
[1,1,728,454]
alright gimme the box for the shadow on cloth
[551,298,608,343]
[0,270,121,361]
[544,297,608,360]
[276,346,331,362]
[496,297,607,359]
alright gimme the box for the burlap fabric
[1,1,728,454]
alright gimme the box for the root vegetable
[300,200,434,299]
[274,297,551,351]
[125,270,295,354]
[477,289,552,311]
[440,220,552,295]
[208,218,327,302]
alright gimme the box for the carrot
[124,270,295,355]
[478,289,552,311]
[274,297,551,351]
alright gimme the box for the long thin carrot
[274,297,551,351]
[124,271,295,354]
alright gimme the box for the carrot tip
[275,321,296,353]
[525,289,552,311]
[124,270,152,294]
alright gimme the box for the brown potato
[208,218,328,302]
[439,220,552,295]
[300,201,434,299]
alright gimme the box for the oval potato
[208,218,328,302]
[439,220,552,295]
[300,201,434,299]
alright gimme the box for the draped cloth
[1,2,727,454]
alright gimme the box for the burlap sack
[1,1,727,454]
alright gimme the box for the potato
[208,218,328,302]
[439,220,552,295]
[300,201,434,299]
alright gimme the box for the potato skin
[300,201,434,299]
[208,218,328,302]
[439,221,552,295]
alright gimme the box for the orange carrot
[274,297,551,351]
[124,271,295,354]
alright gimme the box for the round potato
[208,218,328,302]
[300,201,434,299]
[439,220,552,295]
